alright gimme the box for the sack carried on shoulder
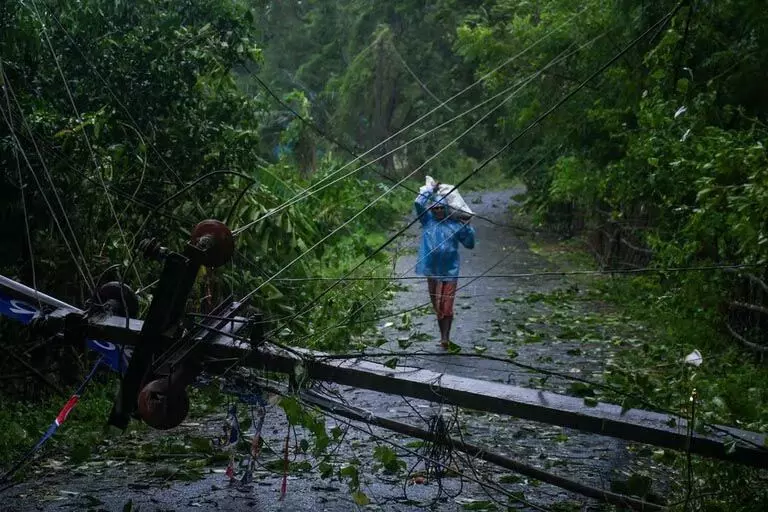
[425,176,474,220]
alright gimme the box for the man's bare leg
[430,279,446,344]
[444,316,453,343]
[427,279,438,312]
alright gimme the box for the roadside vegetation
[1,1,766,510]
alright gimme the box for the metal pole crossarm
[1,273,146,346]
[46,307,146,347]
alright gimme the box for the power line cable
[252,73,537,234]
[213,1,694,407]
[232,138,574,343]
[234,37,597,307]
[28,0,137,288]
[265,263,765,282]
[247,20,652,348]
[43,5,185,185]
[13,120,42,311]
[212,5,673,380]
[213,226,522,378]
[302,389,665,510]
[370,1,681,295]
[1,105,194,228]
[0,89,94,293]
[235,38,588,237]
[232,8,594,237]
[259,384,556,511]
[391,44,455,113]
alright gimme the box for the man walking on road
[414,181,475,348]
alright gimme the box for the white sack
[425,176,474,219]
[684,349,703,367]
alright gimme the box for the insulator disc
[137,378,190,430]
[190,219,235,268]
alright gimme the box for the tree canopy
[1,1,767,509]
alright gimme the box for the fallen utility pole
[301,389,665,511]
[210,340,768,469]
[4,261,767,470]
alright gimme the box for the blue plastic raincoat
[414,186,475,282]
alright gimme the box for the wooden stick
[730,301,768,316]
[725,321,768,353]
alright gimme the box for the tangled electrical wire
[404,412,464,507]
[7,2,745,510]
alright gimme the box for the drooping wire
[238,224,768,457]
[300,0,685,340]
[6,94,188,310]
[214,194,487,376]
[409,412,465,506]
[214,136,568,347]
[266,263,765,283]
[12,108,42,311]
[43,5,183,185]
[249,184,550,345]
[235,37,594,307]
[27,0,139,288]
[221,140,498,338]
[0,111,195,227]
[215,184,520,360]
[422,2,687,247]
[252,73,536,234]
[235,36,590,237]
[211,227,521,379]
[262,263,764,283]
[235,7,592,238]
[310,341,766,453]
[252,377,552,509]
[263,264,763,351]
[116,169,258,299]
[0,81,95,294]
[296,395,553,512]
[1,63,97,291]
[391,43,454,113]
[240,30,618,350]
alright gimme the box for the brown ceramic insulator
[136,378,190,430]
[96,281,139,317]
[190,219,235,268]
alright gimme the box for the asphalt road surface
[3,188,666,511]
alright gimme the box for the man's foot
[440,340,450,349]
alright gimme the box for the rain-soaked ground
[2,188,669,511]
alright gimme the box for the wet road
[3,189,661,511]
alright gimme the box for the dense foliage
[454,0,768,267]
[0,0,413,369]
[1,0,767,509]
[451,2,768,509]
